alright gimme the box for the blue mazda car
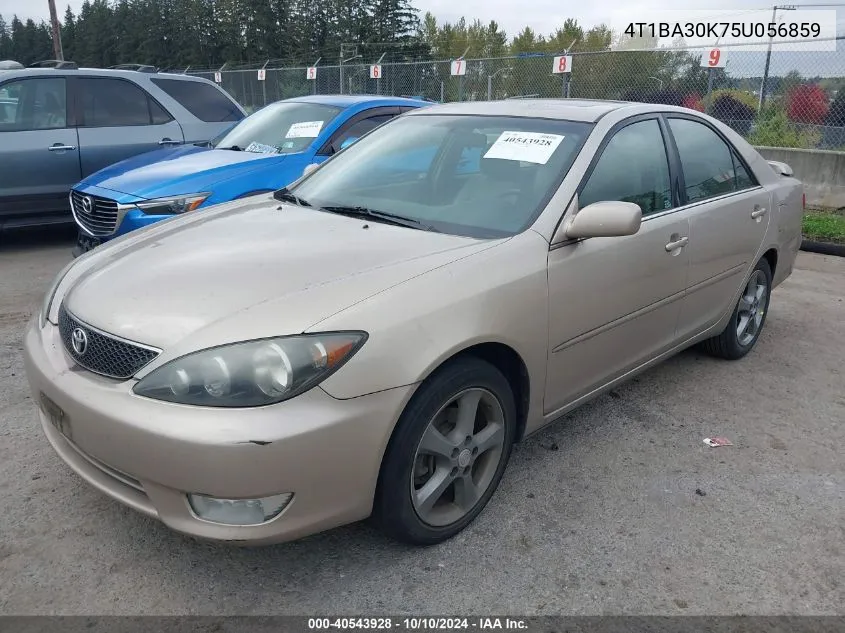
[70,94,431,254]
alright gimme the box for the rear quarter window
[150,78,243,123]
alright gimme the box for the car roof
[0,67,216,83]
[405,98,640,123]
[285,94,431,108]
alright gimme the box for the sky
[4,0,842,43]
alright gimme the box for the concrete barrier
[754,146,845,209]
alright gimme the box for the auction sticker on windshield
[286,121,324,138]
[483,131,565,164]
[244,141,280,154]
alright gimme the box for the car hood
[64,199,492,354]
[79,145,295,199]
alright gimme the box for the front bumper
[23,316,413,545]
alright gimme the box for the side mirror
[302,163,320,177]
[767,160,793,177]
[562,200,642,240]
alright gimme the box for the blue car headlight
[135,193,211,215]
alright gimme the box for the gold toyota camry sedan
[24,99,804,545]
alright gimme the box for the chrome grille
[58,304,160,379]
[71,190,119,236]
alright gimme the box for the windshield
[211,102,342,154]
[290,114,592,238]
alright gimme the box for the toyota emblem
[71,327,88,356]
[81,196,94,214]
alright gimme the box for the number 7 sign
[552,55,572,74]
[450,60,466,76]
[702,48,726,68]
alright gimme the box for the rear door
[664,115,771,339]
[72,76,185,177]
[0,75,80,227]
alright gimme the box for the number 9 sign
[552,55,572,74]
[702,48,726,68]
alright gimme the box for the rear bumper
[23,315,414,544]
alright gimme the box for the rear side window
[151,78,243,122]
[78,77,173,127]
[0,77,67,130]
[668,118,758,203]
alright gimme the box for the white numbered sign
[257,68,266,81]
[450,59,466,76]
[552,55,572,74]
[370,65,382,79]
[702,48,726,68]
[306,66,317,80]
[214,72,222,83]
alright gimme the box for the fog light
[187,493,293,526]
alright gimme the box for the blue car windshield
[211,102,342,155]
[290,114,593,238]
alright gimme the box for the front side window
[290,114,593,238]
[211,102,343,155]
[668,117,756,203]
[330,114,394,152]
[579,119,672,216]
[0,77,66,131]
[78,78,157,127]
[151,77,243,123]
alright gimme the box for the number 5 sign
[552,55,572,74]
[450,59,466,76]
[370,65,382,79]
[306,66,317,80]
[702,48,726,68]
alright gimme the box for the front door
[0,76,80,227]
[545,117,690,414]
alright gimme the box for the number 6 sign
[552,55,572,74]
[702,48,726,68]
[450,60,466,76]
[370,65,382,79]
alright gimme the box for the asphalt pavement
[0,227,842,615]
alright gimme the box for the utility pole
[47,0,64,61]
[759,5,797,111]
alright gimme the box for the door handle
[665,236,689,252]
[158,138,182,145]
[48,144,76,151]
[751,206,768,219]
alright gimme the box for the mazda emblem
[71,327,88,356]
[81,196,94,214]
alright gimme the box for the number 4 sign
[552,55,572,74]
[306,66,317,80]
[702,48,726,68]
[257,68,266,81]
[370,65,382,79]
[450,59,466,76]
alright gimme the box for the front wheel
[700,257,772,360]
[373,357,517,545]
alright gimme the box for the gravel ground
[0,227,842,616]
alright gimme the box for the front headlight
[133,332,367,407]
[135,193,210,215]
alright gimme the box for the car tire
[699,257,772,360]
[373,356,517,545]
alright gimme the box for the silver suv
[0,62,246,231]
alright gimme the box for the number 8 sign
[552,55,572,74]
[701,48,726,68]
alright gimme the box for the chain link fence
[190,40,845,149]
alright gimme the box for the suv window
[151,78,242,122]
[0,77,67,131]
[332,114,394,152]
[78,77,172,127]
[668,118,757,203]
[579,119,672,215]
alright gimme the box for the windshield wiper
[320,205,438,232]
[220,145,242,151]
[273,187,312,206]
